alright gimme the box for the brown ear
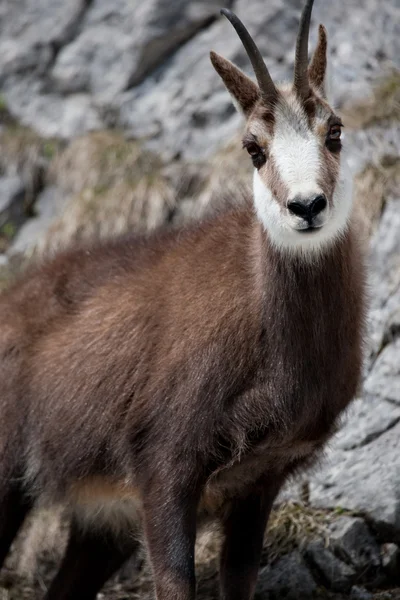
[210,51,259,117]
[308,25,327,96]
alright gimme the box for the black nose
[287,194,327,223]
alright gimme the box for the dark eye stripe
[325,121,342,153]
[242,139,267,169]
[329,125,341,139]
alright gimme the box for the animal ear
[308,25,327,96]
[210,51,259,117]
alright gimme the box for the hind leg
[44,519,140,600]
[0,485,31,571]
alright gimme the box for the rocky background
[0,0,399,598]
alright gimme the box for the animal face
[248,87,352,253]
[211,2,353,255]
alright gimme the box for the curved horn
[293,0,314,98]
[220,9,278,105]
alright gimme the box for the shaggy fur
[0,2,366,599]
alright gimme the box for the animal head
[211,0,352,255]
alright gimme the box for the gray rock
[0,0,102,137]
[306,540,356,592]
[369,198,400,311]
[334,396,400,451]
[256,551,317,599]
[367,198,400,359]
[364,339,400,404]
[350,586,373,600]
[310,422,400,539]
[327,517,381,571]
[0,176,26,229]
[2,77,102,139]
[345,125,400,179]
[8,186,67,256]
[117,0,400,159]
[1,0,398,153]
[51,0,223,101]
[0,0,88,80]
[311,0,400,108]
[383,304,400,347]
[117,0,296,159]
[381,543,400,578]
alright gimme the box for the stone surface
[369,198,400,309]
[327,517,381,572]
[367,198,400,359]
[0,176,26,228]
[117,0,400,159]
[306,541,356,592]
[350,586,374,600]
[381,543,400,578]
[1,0,398,154]
[256,551,317,599]
[310,422,400,540]
[334,395,400,451]
[311,0,400,107]
[365,339,400,404]
[51,0,223,100]
[345,125,400,178]
[0,0,87,79]
[8,186,67,256]
[2,78,102,139]
[117,0,295,159]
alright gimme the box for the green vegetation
[0,94,7,112]
[41,140,59,160]
[0,222,17,239]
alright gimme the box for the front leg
[142,472,201,600]
[219,475,284,600]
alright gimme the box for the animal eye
[326,122,343,153]
[246,142,261,156]
[328,125,341,140]
[243,141,266,169]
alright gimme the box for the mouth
[296,225,323,234]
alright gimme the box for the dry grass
[341,72,400,239]
[0,123,62,252]
[264,501,354,564]
[0,123,60,185]
[200,135,252,206]
[353,155,400,238]
[342,70,400,129]
[34,132,178,252]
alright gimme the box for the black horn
[293,0,314,98]
[220,9,278,105]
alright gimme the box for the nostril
[287,201,308,218]
[309,195,327,217]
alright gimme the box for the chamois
[0,0,365,598]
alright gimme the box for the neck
[249,213,360,327]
